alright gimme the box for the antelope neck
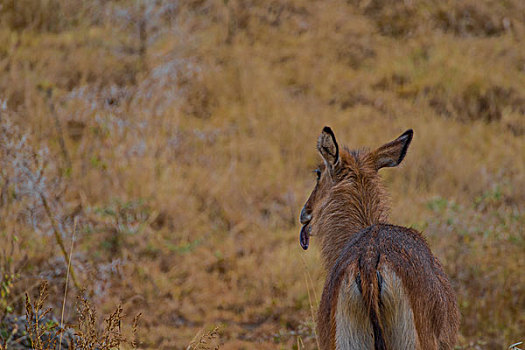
[318,180,389,272]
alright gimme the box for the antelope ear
[317,126,339,167]
[373,129,413,170]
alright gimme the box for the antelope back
[318,224,459,349]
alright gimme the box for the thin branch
[59,217,77,350]
[40,192,79,289]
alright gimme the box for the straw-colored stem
[40,192,79,289]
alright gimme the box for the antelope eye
[314,169,321,180]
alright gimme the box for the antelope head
[299,127,413,250]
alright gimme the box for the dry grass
[14,281,140,350]
[0,0,524,349]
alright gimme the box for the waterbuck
[299,127,459,350]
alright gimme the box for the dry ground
[0,0,524,349]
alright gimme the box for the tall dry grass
[0,0,524,349]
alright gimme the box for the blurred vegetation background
[0,0,524,349]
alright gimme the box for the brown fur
[300,128,459,350]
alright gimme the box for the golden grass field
[0,0,524,349]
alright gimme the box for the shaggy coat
[299,127,459,350]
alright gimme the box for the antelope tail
[360,266,386,350]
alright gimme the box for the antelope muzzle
[299,207,312,250]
